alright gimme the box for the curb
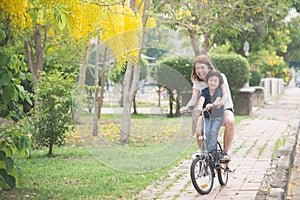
[256,121,300,200]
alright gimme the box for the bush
[153,56,193,91]
[0,47,32,189]
[249,70,262,86]
[152,56,193,116]
[31,70,75,156]
[210,54,250,101]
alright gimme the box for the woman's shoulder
[194,80,207,88]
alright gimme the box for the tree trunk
[48,142,53,156]
[24,25,45,106]
[98,48,108,119]
[168,89,173,117]
[120,61,134,144]
[92,37,100,136]
[158,85,162,107]
[74,43,89,124]
[176,93,180,116]
[133,92,137,114]
[188,29,201,57]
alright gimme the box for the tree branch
[85,0,126,7]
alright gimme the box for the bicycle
[185,106,230,195]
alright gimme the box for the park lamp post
[243,41,250,88]
[243,41,250,57]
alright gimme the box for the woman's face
[195,63,210,80]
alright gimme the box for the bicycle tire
[216,142,229,186]
[190,156,214,194]
[217,162,229,186]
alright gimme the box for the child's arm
[206,96,222,110]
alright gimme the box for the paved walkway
[133,87,300,200]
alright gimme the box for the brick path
[134,87,300,200]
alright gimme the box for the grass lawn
[1,114,247,200]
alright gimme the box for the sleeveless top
[193,73,234,110]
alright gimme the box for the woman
[180,54,234,162]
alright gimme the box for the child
[197,70,224,156]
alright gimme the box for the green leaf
[19,72,26,80]
[0,72,11,88]
[19,135,31,150]
[2,85,17,105]
[0,160,5,169]
[0,169,16,189]
[0,151,5,161]
[5,157,14,172]
[0,53,10,66]
[0,29,6,41]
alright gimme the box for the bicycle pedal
[220,160,230,164]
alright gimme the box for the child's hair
[205,70,224,88]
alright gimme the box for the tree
[31,70,75,156]
[154,0,294,56]
[92,37,100,136]
[284,17,300,68]
[119,0,151,144]
[99,0,155,144]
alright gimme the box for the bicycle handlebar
[180,105,211,114]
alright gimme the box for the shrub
[30,70,75,156]
[249,70,262,86]
[152,56,193,116]
[0,47,32,189]
[210,54,250,101]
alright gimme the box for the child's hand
[205,103,213,110]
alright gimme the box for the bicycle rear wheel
[217,162,229,186]
[190,156,214,194]
[216,142,229,186]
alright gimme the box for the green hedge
[249,70,262,86]
[210,54,250,101]
[152,56,193,92]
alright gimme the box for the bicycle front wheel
[190,156,214,194]
[217,162,229,186]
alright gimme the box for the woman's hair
[205,70,224,88]
[191,54,216,82]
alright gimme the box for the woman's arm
[220,84,228,105]
[187,88,200,107]
[180,88,200,112]
[197,96,205,112]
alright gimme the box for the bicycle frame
[186,106,229,194]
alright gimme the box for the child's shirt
[200,87,224,119]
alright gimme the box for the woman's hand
[212,101,223,108]
[180,106,188,113]
[197,107,203,115]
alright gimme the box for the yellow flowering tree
[0,0,106,83]
[258,51,290,83]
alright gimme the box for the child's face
[207,75,220,90]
